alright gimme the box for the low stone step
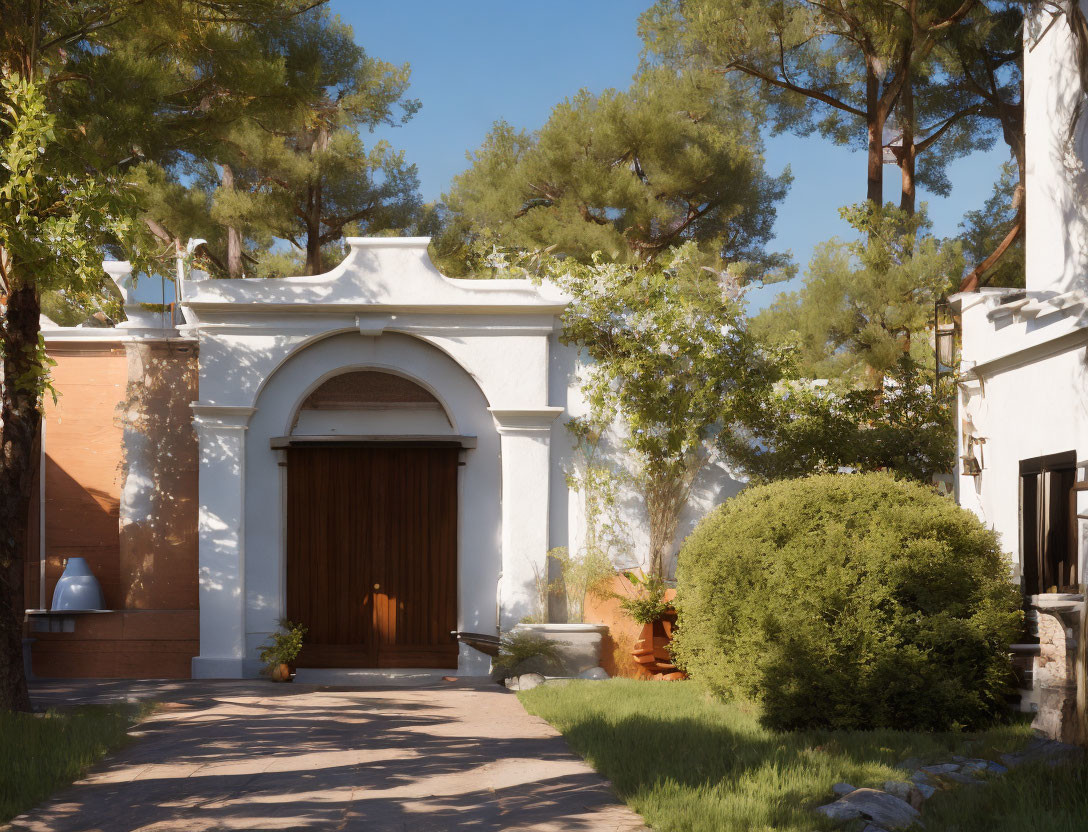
[293,668,460,687]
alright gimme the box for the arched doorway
[282,370,460,668]
[280,369,463,669]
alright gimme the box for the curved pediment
[179,237,568,315]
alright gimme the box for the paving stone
[913,783,936,800]
[15,679,648,831]
[1001,737,1085,769]
[815,800,864,822]
[943,771,984,785]
[505,672,545,691]
[833,788,921,830]
[882,781,913,800]
[922,763,961,774]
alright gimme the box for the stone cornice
[191,404,256,429]
[178,235,570,314]
[488,407,564,435]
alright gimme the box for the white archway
[240,331,500,676]
[184,240,565,679]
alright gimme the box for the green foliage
[136,8,423,277]
[960,162,1025,289]
[735,205,959,481]
[0,74,147,401]
[526,245,784,576]
[754,204,961,382]
[642,0,1014,208]
[437,67,791,278]
[723,357,956,483]
[547,546,616,625]
[615,571,671,626]
[0,75,148,293]
[258,619,307,670]
[671,473,1022,731]
[492,630,561,678]
[1,704,146,823]
[520,680,1036,832]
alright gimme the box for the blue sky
[335,0,1007,311]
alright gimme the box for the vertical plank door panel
[286,445,458,669]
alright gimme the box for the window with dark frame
[1019,451,1078,596]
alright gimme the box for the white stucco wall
[1025,1,1088,294]
[955,291,1088,580]
[954,7,1088,584]
[100,237,744,678]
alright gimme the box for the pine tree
[641,0,1001,212]
[753,203,962,383]
[437,68,792,280]
[137,9,423,277]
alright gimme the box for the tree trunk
[957,198,1024,291]
[305,211,323,276]
[643,459,699,579]
[304,127,329,276]
[898,69,916,215]
[866,67,884,205]
[0,284,41,712]
[219,164,244,279]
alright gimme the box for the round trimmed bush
[671,472,1022,731]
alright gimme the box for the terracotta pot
[630,608,686,680]
[268,663,292,682]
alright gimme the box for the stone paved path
[10,680,646,832]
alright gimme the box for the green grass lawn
[519,679,1085,832]
[0,704,146,824]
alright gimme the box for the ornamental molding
[191,404,257,430]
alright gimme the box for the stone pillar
[191,405,254,678]
[490,408,563,629]
[1031,594,1084,743]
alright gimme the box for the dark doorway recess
[1019,451,1078,595]
[286,445,458,668]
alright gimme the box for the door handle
[373,583,381,590]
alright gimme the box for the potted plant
[512,547,613,676]
[259,619,307,682]
[617,572,684,679]
[491,630,562,684]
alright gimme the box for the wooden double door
[285,445,459,668]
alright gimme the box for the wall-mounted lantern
[934,298,958,389]
[961,436,985,477]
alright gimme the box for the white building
[29,238,739,681]
[952,3,1088,735]
[953,6,1087,597]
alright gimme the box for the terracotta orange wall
[39,345,127,607]
[584,574,678,680]
[25,342,199,678]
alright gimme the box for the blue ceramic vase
[51,558,106,611]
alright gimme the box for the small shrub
[615,571,671,625]
[258,619,307,673]
[671,472,1022,732]
[492,630,561,679]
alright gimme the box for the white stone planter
[513,623,607,676]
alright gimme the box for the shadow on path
[10,680,645,832]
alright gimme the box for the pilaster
[191,404,255,678]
